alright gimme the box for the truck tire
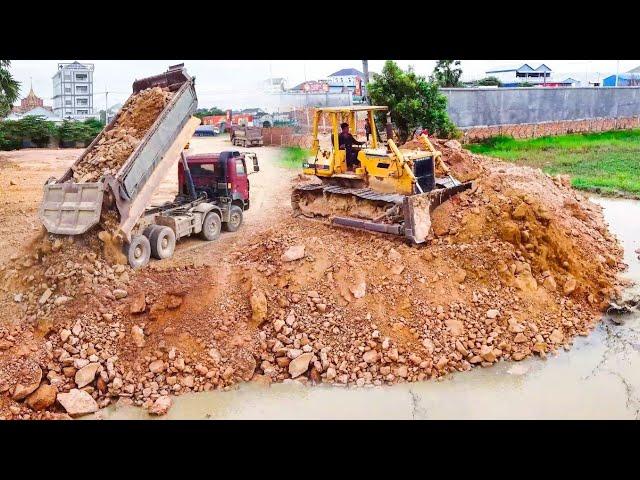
[125,235,151,270]
[224,205,243,232]
[200,211,221,241]
[150,226,176,259]
[143,224,160,240]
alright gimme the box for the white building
[485,64,552,87]
[327,68,365,94]
[52,61,95,120]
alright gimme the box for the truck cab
[178,151,258,213]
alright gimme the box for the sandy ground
[0,136,295,267]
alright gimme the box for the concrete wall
[441,87,640,128]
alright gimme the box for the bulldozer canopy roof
[315,106,388,113]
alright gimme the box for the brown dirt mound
[0,136,627,418]
[72,87,173,182]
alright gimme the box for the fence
[441,86,640,128]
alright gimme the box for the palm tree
[0,60,21,117]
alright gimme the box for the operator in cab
[338,122,364,170]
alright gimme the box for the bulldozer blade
[332,216,403,236]
[404,182,473,244]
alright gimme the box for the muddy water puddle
[91,197,640,420]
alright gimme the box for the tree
[431,60,463,88]
[194,107,225,119]
[368,60,457,143]
[0,60,21,118]
[476,76,502,87]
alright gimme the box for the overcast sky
[9,60,640,111]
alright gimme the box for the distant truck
[38,64,259,269]
[230,125,263,147]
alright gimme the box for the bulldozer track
[293,184,405,205]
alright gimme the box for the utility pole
[362,60,370,104]
[615,60,620,87]
[104,85,109,123]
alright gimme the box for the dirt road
[0,149,82,265]
[0,136,296,267]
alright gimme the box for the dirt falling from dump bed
[72,87,174,182]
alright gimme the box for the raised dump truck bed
[39,64,199,241]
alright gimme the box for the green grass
[466,129,640,196]
[278,146,311,170]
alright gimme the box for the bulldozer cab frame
[306,106,388,176]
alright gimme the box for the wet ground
[90,196,640,420]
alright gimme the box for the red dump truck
[38,64,259,269]
[230,125,263,147]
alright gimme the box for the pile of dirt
[0,138,627,419]
[72,87,173,182]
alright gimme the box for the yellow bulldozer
[291,105,472,243]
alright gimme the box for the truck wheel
[150,226,176,259]
[125,235,151,270]
[200,211,221,241]
[224,205,243,232]
[143,224,160,239]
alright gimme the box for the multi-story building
[52,61,95,120]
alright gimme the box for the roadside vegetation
[279,146,310,169]
[467,130,640,196]
[0,116,105,150]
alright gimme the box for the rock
[131,325,145,348]
[0,339,14,351]
[394,365,408,378]
[388,248,402,263]
[54,296,72,306]
[532,342,547,354]
[486,309,500,319]
[543,276,557,292]
[436,356,449,370]
[444,139,462,150]
[75,362,100,388]
[362,350,378,364]
[250,288,268,325]
[563,278,577,296]
[350,281,366,299]
[512,352,527,361]
[149,360,164,374]
[113,289,128,300]
[455,340,468,356]
[326,367,337,380]
[288,352,313,378]
[508,319,525,333]
[514,332,527,343]
[390,264,405,275]
[149,395,172,416]
[12,363,43,401]
[25,384,57,410]
[180,375,194,388]
[480,345,496,363]
[281,245,306,262]
[388,348,399,362]
[129,292,146,314]
[445,319,464,336]
[39,288,53,305]
[56,389,98,417]
[453,269,467,283]
[549,329,564,344]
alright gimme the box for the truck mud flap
[39,182,104,235]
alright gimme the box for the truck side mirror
[253,156,260,172]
